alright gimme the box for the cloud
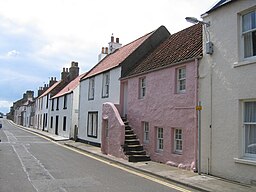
[0,100,12,108]
[7,50,20,57]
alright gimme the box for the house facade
[78,27,170,146]
[116,24,202,168]
[199,0,256,184]
[48,74,84,138]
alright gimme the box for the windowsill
[234,157,256,166]
[233,59,256,68]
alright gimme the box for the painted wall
[123,61,198,169]
[48,94,72,138]
[199,0,256,184]
[78,67,121,144]
[34,95,49,130]
[101,102,126,159]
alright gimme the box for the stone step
[125,134,137,140]
[124,150,147,156]
[128,155,151,162]
[125,139,140,145]
[123,144,144,152]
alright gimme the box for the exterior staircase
[122,118,150,162]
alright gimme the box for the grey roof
[205,0,236,14]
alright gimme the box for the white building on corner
[199,0,256,184]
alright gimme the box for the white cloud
[7,50,20,57]
[0,100,12,108]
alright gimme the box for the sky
[0,0,218,114]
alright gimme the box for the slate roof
[124,24,202,77]
[205,0,236,14]
[52,73,85,99]
[81,32,154,80]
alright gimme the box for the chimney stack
[69,61,79,81]
[49,77,57,87]
[61,67,69,80]
[109,34,122,53]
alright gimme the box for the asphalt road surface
[0,119,198,192]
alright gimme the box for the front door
[122,82,128,118]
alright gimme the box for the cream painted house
[199,0,256,184]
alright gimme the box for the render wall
[78,67,121,145]
[199,0,256,183]
[48,94,72,138]
[125,61,198,169]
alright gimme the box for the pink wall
[101,102,126,159]
[122,61,198,170]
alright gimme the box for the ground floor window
[244,101,256,157]
[156,127,163,151]
[143,122,149,143]
[174,129,182,154]
[87,112,98,138]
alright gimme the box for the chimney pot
[111,35,114,42]
[102,47,104,54]
[116,38,119,43]
[105,47,108,54]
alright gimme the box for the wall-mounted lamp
[185,17,210,27]
[185,17,213,55]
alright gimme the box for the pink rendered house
[102,24,202,169]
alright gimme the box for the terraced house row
[8,0,256,185]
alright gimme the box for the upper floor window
[88,77,95,100]
[177,67,186,93]
[102,72,110,98]
[63,95,67,109]
[243,101,256,157]
[51,99,54,111]
[56,97,59,110]
[242,11,256,58]
[139,77,146,99]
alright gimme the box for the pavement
[9,121,256,192]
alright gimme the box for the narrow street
[0,119,197,192]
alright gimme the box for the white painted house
[48,73,84,138]
[34,61,80,132]
[199,0,256,184]
[78,27,170,146]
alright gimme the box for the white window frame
[87,112,98,138]
[243,101,256,158]
[139,77,146,99]
[88,77,95,100]
[143,122,149,143]
[174,129,182,154]
[177,67,186,93]
[157,127,163,151]
[241,10,256,59]
[102,72,110,98]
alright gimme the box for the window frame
[87,112,98,138]
[88,77,95,100]
[63,95,67,109]
[241,10,256,59]
[174,128,183,154]
[139,77,146,99]
[56,97,59,110]
[156,127,164,151]
[102,71,110,98]
[143,121,149,143]
[177,67,186,93]
[51,99,54,111]
[243,101,256,158]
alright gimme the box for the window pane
[245,124,256,154]
[244,102,256,122]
